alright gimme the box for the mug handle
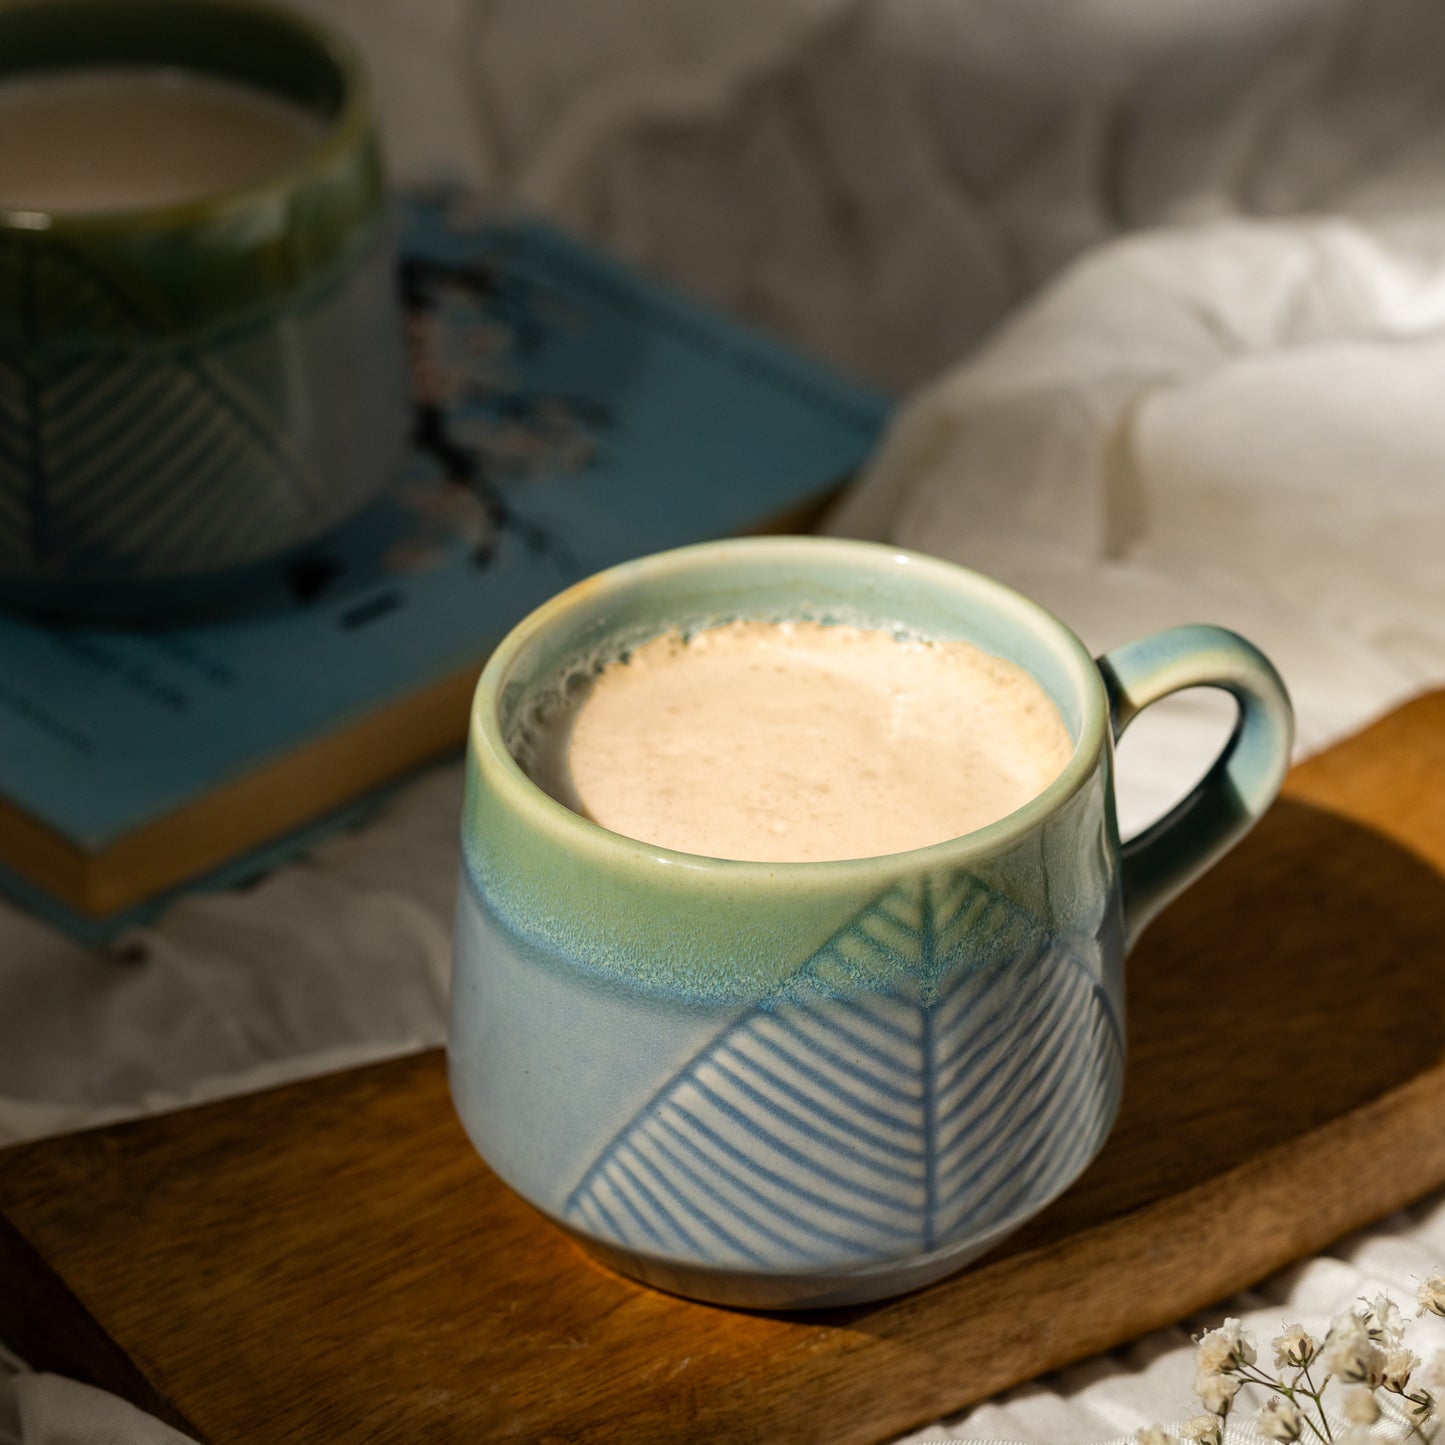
[1096,624,1294,948]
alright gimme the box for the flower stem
[1293,1364,1334,1444]
[1299,1392,1334,1444]
[1229,1367,1334,1442]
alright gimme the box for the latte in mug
[515,619,1074,862]
[0,68,324,215]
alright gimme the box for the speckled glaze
[0,0,407,616]
[450,538,1293,1309]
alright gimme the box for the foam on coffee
[516,619,1073,863]
[0,69,323,215]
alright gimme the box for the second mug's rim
[468,536,1110,881]
[0,0,371,235]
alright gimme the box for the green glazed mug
[0,0,407,616]
[450,537,1294,1309]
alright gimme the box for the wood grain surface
[4,693,1445,1444]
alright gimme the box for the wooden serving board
[5,694,1445,1444]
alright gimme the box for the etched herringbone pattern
[32,351,318,570]
[565,874,1122,1268]
[0,235,323,572]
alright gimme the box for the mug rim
[0,0,370,234]
[469,536,1110,883]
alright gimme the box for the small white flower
[1193,1371,1240,1416]
[1256,1395,1303,1441]
[1339,1428,1372,1445]
[1418,1271,1445,1317]
[1362,1291,1406,1347]
[1324,1310,1387,1385]
[1381,1346,1420,1391]
[1194,1318,1257,1375]
[1134,1429,1177,1445]
[1178,1415,1222,1444]
[1271,1323,1318,1370]
[1342,1385,1381,1424]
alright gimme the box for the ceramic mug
[449,537,1293,1309]
[0,0,408,616]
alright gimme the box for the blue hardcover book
[0,188,890,938]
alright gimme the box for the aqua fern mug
[449,537,1293,1309]
[0,0,407,616]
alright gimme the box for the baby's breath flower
[1381,1345,1420,1391]
[1271,1322,1318,1370]
[1418,1271,1445,1317]
[1134,1428,1177,1445]
[1256,1395,1303,1441]
[1178,1415,1222,1444]
[1362,1291,1406,1347]
[1194,1318,1257,1375]
[1339,1429,1372,1445]
[1324,1309,1387,1385]
[1342,1385,1381,1424]
[1193,1371,1240,1416]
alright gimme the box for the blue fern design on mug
[0,234,327,575]
[564,872,1124,1270]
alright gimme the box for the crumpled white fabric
[8,1,1445,1442]
[511,0,1445,393]
[829,214,1445,831]
[0,1375,195,1445]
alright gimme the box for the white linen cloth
[7,0,1445,1440]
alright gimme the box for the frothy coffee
[0,69,323,215]
[515,620,1073,863]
